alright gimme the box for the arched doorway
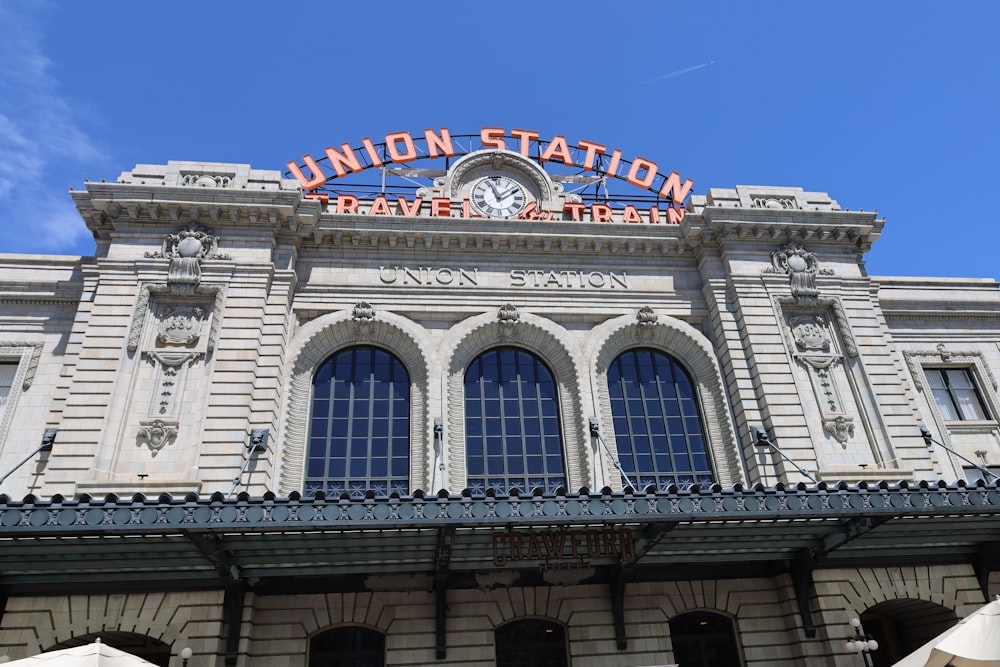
[495,618,568,667]
[859,598,959,666]
[47,632,171,666]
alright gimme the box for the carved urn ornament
[636,306,658,339]
[351,301,376,339]
[769,242,829,301]
[497,303,520,339]
[145,225,229,295]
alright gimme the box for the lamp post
[180,647,193,666]
[845,617,878,666]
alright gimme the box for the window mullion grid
[512,350,527,491]
[674,366,704,485]
[646,352,668,489]
[365,350,377,486]
[386,352,398,493]
[619,353,639,488]
[476,355,488,491]
[340,350,357,494]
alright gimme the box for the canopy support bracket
[790,551,817,638]
[610,565,627,650]
[434,527,455,660]
[223,579,246,667]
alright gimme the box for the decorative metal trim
[1,482,999,534]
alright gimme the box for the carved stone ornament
[636,306,658,340]
[157,307,205,347]
[351,301,376,339]
[822,415,856,444]
[144,226,230,295]
[790,315,831,352]
[180,173,233,188]
[137,419,178,453]
[497,303,520,339]
[128,283,224,355]
[768,242,833,301]
[784,312,856,447]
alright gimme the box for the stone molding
[128,283,225,354]
[0,343,43,447]
[583,312,744,488]
[279,309,432,496]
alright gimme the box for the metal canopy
[1,481,999,596]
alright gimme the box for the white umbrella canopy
[892,598,1000,667]
[0,639,160,667]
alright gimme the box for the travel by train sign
[286,127,693,224]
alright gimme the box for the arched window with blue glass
[607,348,713,490]
[465,347,566,495]
[307,346,410,498]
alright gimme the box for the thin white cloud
[638,61,716,85]
[0,3,104,254]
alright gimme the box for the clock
[470,175,527,218]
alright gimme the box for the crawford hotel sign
[286,126,693,225]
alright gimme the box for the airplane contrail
[639,60,715,85]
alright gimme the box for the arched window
[309,626,385,667]
[495,619,567,667]
[465,347,565,495]
[307,346,410,498]
[46,633,171,666]
[669,611,742,667]
[607,348,713,490]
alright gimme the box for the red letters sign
[288,127,692,203]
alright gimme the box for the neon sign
[287,127,693,206]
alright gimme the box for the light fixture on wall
[180,647,193,666]
[0,428,57,487]
[919,424,999,482]
[753,427,817,483]
[228,429,270,497]
[845,617,878,666]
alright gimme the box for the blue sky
[1,2,997,279]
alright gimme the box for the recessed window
[465,347,566,495]
[307,346,410,498]
[926,368,989,421]
[309,626,385,667]
[669,611,743,667]
[495,619,567,667]
[607,348,713,490]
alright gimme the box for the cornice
[682,208,884,252]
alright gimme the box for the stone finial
[498,303,520,339]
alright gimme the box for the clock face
[471,175,527,218]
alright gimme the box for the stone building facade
[1,145,999,666]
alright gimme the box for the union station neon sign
[287,127,693,223]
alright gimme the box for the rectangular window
[926,368,989,421]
